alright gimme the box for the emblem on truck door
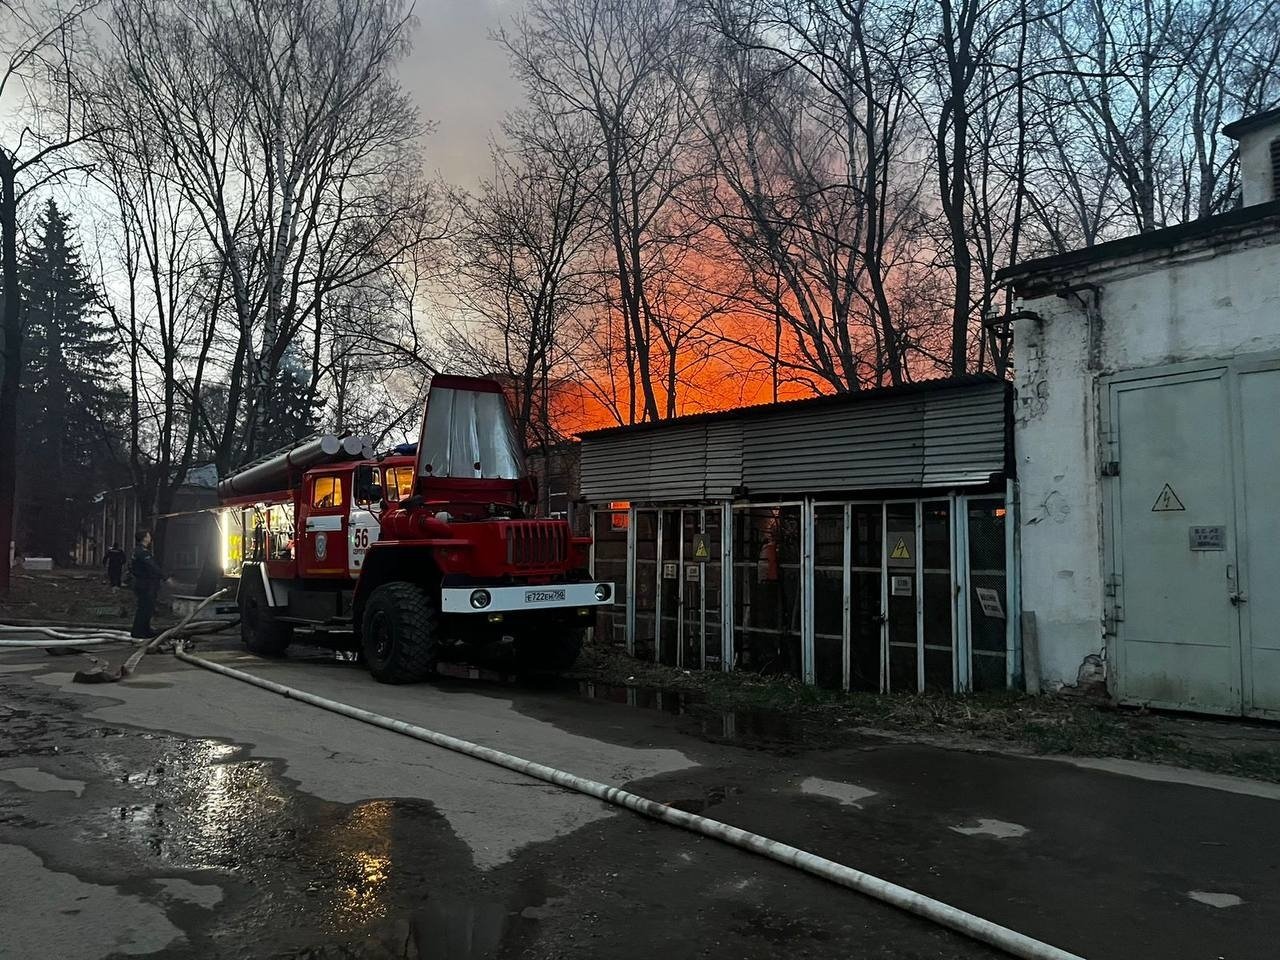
[315,532,328,561]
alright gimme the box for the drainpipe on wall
[1056,283,1105,371]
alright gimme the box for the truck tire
[240,573,292,657]
[516,628,584,673]
[361,582,439,684]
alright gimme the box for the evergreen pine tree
[17,199,122,563]
[256,346,320,454]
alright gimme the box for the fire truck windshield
[417,385,524,479]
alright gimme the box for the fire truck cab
[218,376,611,682]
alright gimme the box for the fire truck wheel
[240,575,292,657]
[516,628,584,673]
[361,582,439,683]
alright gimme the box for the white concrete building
[1002,110,1280,717]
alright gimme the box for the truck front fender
[351,544,442,636]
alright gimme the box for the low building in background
[525,440,584,532]
[77,465,221,584]
[1000,108,1280,718]
[577,376,1016,694]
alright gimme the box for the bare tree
[104,0,441,465]
[454,118,599,448]
[1042,0,1280,234]
[503,0,710,424]
[701,0,930,391]
[87,71,222,557]
[0,0,98,592]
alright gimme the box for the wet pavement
[0,640,1276,959]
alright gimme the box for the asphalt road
[1,638,1276,960]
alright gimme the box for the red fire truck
[217,375,611,682]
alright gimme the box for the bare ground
[568,643,1280,784]
[0,568,179,628]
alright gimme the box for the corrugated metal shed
[579,377,1010,502]
[580,432,653,501]
[921,384,1008,487]
[705,421,744,497]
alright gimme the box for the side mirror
[358,483,383,507]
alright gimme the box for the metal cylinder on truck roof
[216,434,373,500]
[341,435,373,458]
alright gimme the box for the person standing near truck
[130,530,168,639]
[103,542,126,588]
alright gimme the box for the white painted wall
[1236,124,1277,207]
[1013,238,1280,689]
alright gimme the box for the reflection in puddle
[105,740,283,868]
[290,644,810,746]
[413,898,512,958]
[12,677,560,959]
[571,681,810,744]
[326,800,394,930]
[96,740,400,935]
[108,767,400,930]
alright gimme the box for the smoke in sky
[400,0,526,188]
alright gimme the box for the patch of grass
[571,643,1280,784]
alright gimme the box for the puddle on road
[290,641,816,749]
[562,680,814,747]
[663,784,729,815]
[4,667,564,960]
[88,738,557,951]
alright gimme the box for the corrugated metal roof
[580,378,1011,502]
[997,201,1280,288]
[579,373,1004,438]
[705,421,743,498]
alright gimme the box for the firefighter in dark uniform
[103,542,126,588]
[130,530,168,639]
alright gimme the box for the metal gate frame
[651,506,714,669]
[729,501,805,678]
[809,496,987,694]
[622,492,1016,694]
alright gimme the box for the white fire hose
[0,624,141,647]
[0,620,230,648]
[174,643,1088,960]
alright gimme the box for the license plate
[524,589,566,603]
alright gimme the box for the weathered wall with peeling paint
[1012,236,1280,690]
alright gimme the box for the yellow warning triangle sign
[693,538,709,560]
[1151,483,1186,512]
[890,538,911,560]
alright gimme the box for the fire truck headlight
[594,583,612,602]
[470,589,492,609]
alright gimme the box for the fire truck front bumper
[440,582,614,614]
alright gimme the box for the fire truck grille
[506,522,568,568]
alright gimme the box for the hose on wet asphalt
[0,624,140,646]
[173,643,1089,960]
[0,619,233,647]
[1,591,234,660]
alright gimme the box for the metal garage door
[1106,361,1280,716]
[1238,364,1280,716]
